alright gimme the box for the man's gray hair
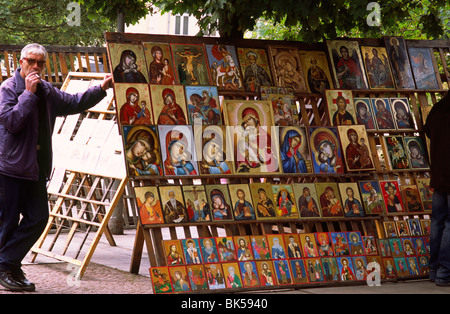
[20,43,47,60]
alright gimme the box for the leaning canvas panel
[249,182,277,220]
[159,185,188,224]
[134,185,164,225]
[407,47,441,90]
[360,45,395,89]
[379,180,405,214]
[182,185,212,222]
[315,182,344,218]
[309,126,345,174]
[170,43,211,86]
[354,97,377,130]
[143,42,177,85]
[383,36,415,89]
[337,125,375,172]
[185,85,222,125]
[228,183,257,221]
[338,182,366,217]
[371,97,396,131]
[390,97,416,131]
[114,83,154,126]
[237,47,273,92]
[108,42,149,84]
[380,135,411,171]
[271,184,299,219]
[325,89,357,126]
[292,183,322,219]
[150,266,173,294]
[404,136,430,170]
[151,84,188,125]
[205,184,234,222]
[205,44,244,90]
[279,126,313,174]
[298,50,334,94]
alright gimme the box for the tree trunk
[117,11,125,32]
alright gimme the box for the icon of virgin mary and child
[163,129,198,176]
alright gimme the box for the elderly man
[0,43,112,292]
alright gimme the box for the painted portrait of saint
[143,42,177,84]
[206,44,243,90]
[309,126,344,174]
[269,46,307,92]
[109,43,148,84]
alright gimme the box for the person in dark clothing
[0,43,112,292]
[424,91,450,286]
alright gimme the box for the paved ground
[1,229,449,295]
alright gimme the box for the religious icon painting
[228,183,256,221]
[169,265,191,293]
[379,180,405,214]
[338,182,365,217]
[367,256,386,280]
[330,232,350,256]
[352,256,368,281]
[357,180,387,215]
[170,43,211,86]
[370,97,396,131]
[414,237,428,256]
[354,97,376,130]
[406,256,421,276]
[158,124,199,177]
[256,261,278,287]
[299,233,319,258]
[284,233,303,259]
[185,85,221,125]
[315,182,344,218]
[249,235,271,260]
[122,125,164,177]
[383,221,398,238]
[187,264,209,291]
[249,183,277,220]
[380,136,410,171]
[309,126,345,175]
[360,46,395,89]
[279,126,313,174]
[408,47,441,90]
[114,83,153,127]
[273,259,293,285]
[378,239,392,257]
[363,236,379,256]
[181,238,203,265]
[239,261,260,288]
[321,257,340,282]
[404,136,430,170]
[382,257,397,278]
[150,266,173,294]
[315,232,334,257]
[400,185,423,213]
[266,234,287,260]
[182,185,211,223]
[292,183,321,219]
[108,42,149,84]
[222,100,280,175]
[402,238,416,256]
[419,219,431,236]
[390,97,415,131]
[163,240,185,266]
[205,184,234,221]
[223,262,243,289]
[204,263,226,290]
[415,178,433,211]
[215,237,237,262]
[205,44,244,90]
[234,235,254,261]
[383,36,416,89]
[326,40,369,90]
[408,218,423,236]
[418,256,430,276]
[151,84,188,125]
[266,93,299,126]
[159,185,187,224]
[271,184,299,219]
[325,89,357,126]
[389,238,404,258]
[289,259,309,284]
[268,45,307,92]
[299,50,334,94]
[194,125,234,176]
[338,125,374,172]
[143,42,177,84]
[199,237,220,263]
[347,231,365,256]
[237,47,273,92]
[305,258,325,283]
[134,185,164,225]
[393,257,409,277]
[336,257,356,281]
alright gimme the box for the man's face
[20,53,46,78]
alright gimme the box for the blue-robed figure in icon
[280,129,308,173]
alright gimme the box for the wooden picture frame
[404,136,430,170]
[379,180,405,214]
[402,238,416,256]
[150,266,173,294]
[249,183,277,220]
[325,89,357,126]
[122,125,164,177]
[170,43,211,85]
[108,42,149,84]
[420,219,431,236]
[114,83,153,126]
[279,126,313,174]
[215,237,238,262]
[143,42,177,84]
[182,185,212,222]
[389,238,404,257]
[378,239,392,257]
[151,84,188,125]
[357,180,387,215]
[268,45,307,92]
[309,126,345,174]
[382,258,397,278]
[326,39,368,90]
[354,97,377,130]
[337,125,375,172]
[370,97,396,131]
[400,185,424,213]
[158,125,199,176]
[228,183,257,221]
[134,185,164,225]
[383,36,416,89]
[338,182,365,217]
[390,97,416,131]
[393,257,409,277]
[205,44,244,90]
[408,219,423,236]
[381,135,411,171]
[237,47,273,92]
[206,184,234,221]
[315,182,344,218]
[415,178,433,211]
[169,265,191,293]
[163,239,185,266]
[360,46,395,89]
[292,183,321,219]
[185,85,221,125]
[271,184,299,219]
[159,185,188,224]
[299,50,333,94]
[383,221,398,238]
[408,47,441,90]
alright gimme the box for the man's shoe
[436,280,450,287]
[12,268,35,292]
[0,270,26,292]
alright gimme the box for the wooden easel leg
[130,221,145,274]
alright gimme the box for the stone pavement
[1,229,449,294]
